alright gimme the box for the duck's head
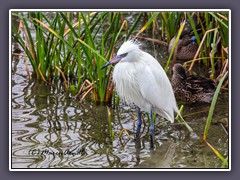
[172,63,187,80]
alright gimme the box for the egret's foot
[136,106,142,138]
[135,134,141,149]
[150,135,154,149]
[149,125,154,149]
[136,119,142,138]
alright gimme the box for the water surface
[11,47,229,169]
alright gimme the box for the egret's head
[172,63,187,79]
[101,40,140,69]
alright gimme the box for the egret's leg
[149,109,154,149]
[136,106,142,138]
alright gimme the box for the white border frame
[9,9,231,171]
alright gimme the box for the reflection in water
[12,54,229,169]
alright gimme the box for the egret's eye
[117,53,128,58]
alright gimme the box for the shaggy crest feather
[117,40,141,55]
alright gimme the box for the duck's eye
[180,75,186,79]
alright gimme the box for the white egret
[101,40,181,148]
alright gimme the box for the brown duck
[168,20,204,61]
[171,63,216,103]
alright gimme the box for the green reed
[12,12,82,83]
[202,72,228,167]
[160,12,228,79]
[12,12,143,103]
[76,12,143,102]
[160,12,183,43]
[12,11,229,101]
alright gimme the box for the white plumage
[112,40,178,123]
[101,40,181,148]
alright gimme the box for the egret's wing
[137,52,178,122]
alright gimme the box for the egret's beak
[100,56,122,70]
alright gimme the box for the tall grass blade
[209,12,228,29]
[206,140,228,167]
[125,13,142,40]
[164,20,185,72]
[135,12,159,37]
[77,39,106,62]
[202,72,228,142]
[33,18,82,64]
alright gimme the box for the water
[11,44,229,169]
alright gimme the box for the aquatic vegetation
[11,11,229,167]
[12,12,144,103]
[12,11,229,102]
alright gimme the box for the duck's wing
[186,75,216,93]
